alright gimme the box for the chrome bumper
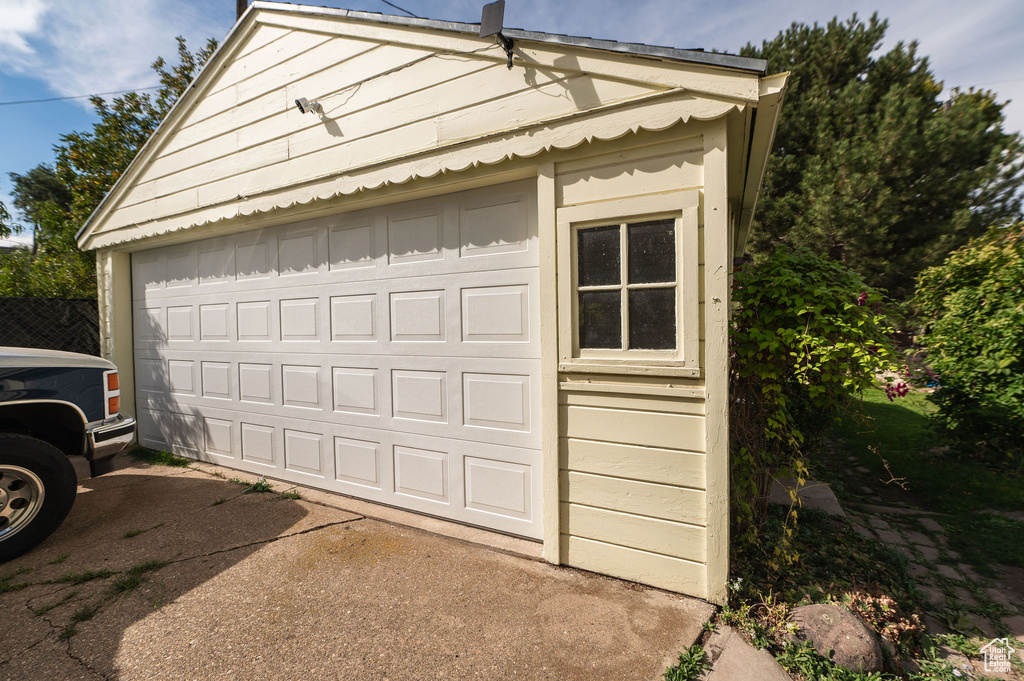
[87,414,137,461]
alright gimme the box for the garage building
[77,1,786,604]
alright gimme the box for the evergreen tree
[741,15,1024,299]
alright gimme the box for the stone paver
[919,518,945,533]
[909,563,931,579]
[867,516,891,530]
[1003,615,1024,643]
[904,530,935,547]
[876,529,903,545]
[856,466,871,474]
[918,584,947,607]
[966,614,998,638]
[957,563,981,582]
[918,545,941,561]
[851,524,876,540]
[703,625,791,681]
[953,586,981,609]
[937,565,962,581]
[987,587,1017,609]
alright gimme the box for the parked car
[0,347,136,561]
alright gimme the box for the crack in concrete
[160,516,365,567]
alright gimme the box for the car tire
[0,434,78,563]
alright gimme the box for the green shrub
[914,223,1024,470]
[731,247,904,564]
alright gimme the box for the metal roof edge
[250,1,767,74]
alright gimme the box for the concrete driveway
[1,454,712,680]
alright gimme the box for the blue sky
[2,0,1022,245]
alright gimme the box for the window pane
[628,219,675,284]
[579,290,621,348]
[628,288,675,350]
[577,225,620,287]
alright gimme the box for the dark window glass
[579,290,621,348]
[628,288,676,349]
[628,219,675,284]
[577,225,620,287]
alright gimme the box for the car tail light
[104,370,121,418]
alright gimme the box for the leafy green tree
[741,15,1024,299]
[730,247,904,565]
[9,164,71,253]
[0,200,10,239]
[0,36,217,298]
[914,223,1024,469]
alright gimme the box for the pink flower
[857,292,868,306]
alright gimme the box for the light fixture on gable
[295,97,323,114]
[480,0,515,70]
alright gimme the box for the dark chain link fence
[0,297,100,356]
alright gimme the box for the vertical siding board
[538,162,561,563]
[702,120,730,605]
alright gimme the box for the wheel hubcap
[0,466,45,540]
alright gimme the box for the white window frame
[556,190,700,377]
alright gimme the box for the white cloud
[0,0,47,55]
[0,0,224,106]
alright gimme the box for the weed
[108,573,144,596]
[240,477,272,494]
[0,566,32,594]
[210,497,228,506]
[776,642,887,680]
[128,446,191,468]
[59,602,101,639]
[281,490,301,500]
[127,560,169,576]
[53,569,115,585]
[931,633,981,658]
[33,590,78,616]
[48,554,69,565]
[662,644,708,681]
[124,529,143,538]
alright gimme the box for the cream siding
[79,2,787,605]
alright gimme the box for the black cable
[0,86,162,107]
[378,0,420,18]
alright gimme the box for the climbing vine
[730,247,905,568]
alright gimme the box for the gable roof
[78,2,782,250]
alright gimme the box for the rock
[790,604,883,672]
[703,625,792,681]
[767,477,847,517]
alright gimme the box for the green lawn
[831,387,1024,570]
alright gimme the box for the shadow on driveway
[1,457,711,681]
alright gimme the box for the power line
[378,0,419,18]
[0,86,162,107]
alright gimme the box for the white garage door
[131,180,542,539]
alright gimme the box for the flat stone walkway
[0,455,713,681]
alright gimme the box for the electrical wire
[0,86,162,107]
[377,0,419,18]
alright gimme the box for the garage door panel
[135,354,540,450]
[133,179,542,539]
[134,271,540,359]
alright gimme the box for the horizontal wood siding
[560,535,706,596]
[97,24,668,236]
[559,404,705,452]
[560,503,705,562]
[558,386,709,597]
